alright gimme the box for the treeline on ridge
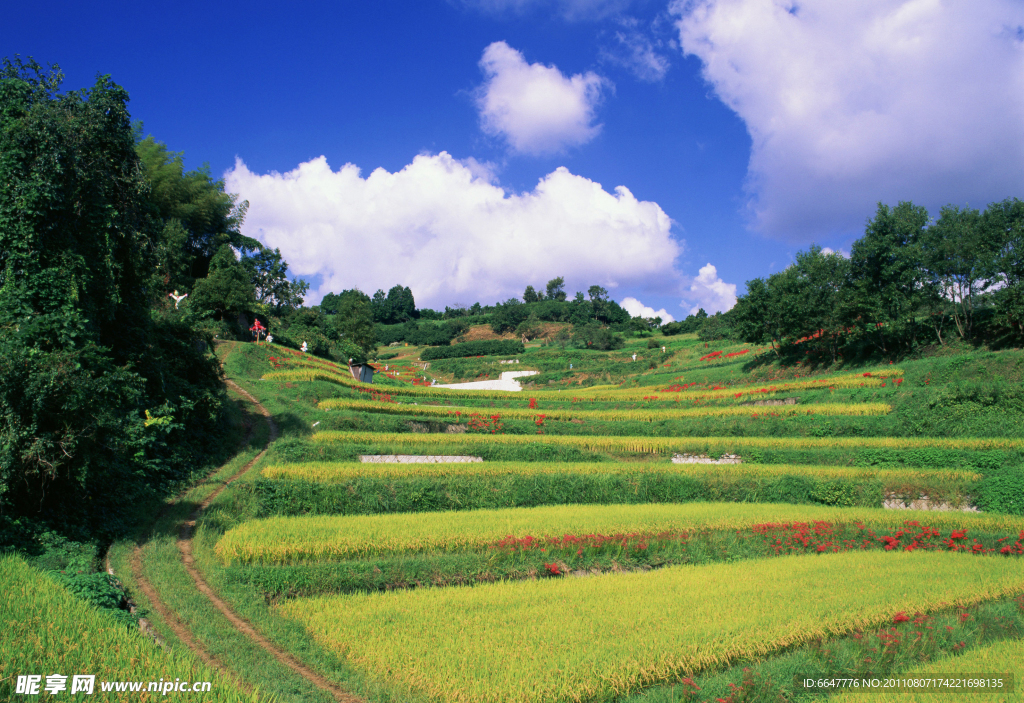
[729,201,1024,362]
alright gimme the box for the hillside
[8,334,1022,702]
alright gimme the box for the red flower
[892,612,910,624]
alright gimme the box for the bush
[976,474,1024,515]
[421,340,525,361]
[571,323,624,351]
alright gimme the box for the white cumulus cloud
[681,263,737,315]
[475,41,610,155]
[672,0,1024,239]
[620,297,676,322]
[224,152,680,308]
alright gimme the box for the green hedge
[240,473,905,517]
[421,339,525,360]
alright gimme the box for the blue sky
[6,0,1024,319]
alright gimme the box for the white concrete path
[432,370,539,392]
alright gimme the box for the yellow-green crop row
[278,551,1024,703]
[215,502,1024,565]
[0,554,262,702]
[831,637,1024,702]
[311,430,1024,454]
[261,460,981,484]
[316,398,892,422]
[261,367,904,403]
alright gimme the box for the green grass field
[27,336,1021,703]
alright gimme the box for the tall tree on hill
[983,198,1024,336]
[922,205,994,341]
[136,135,251,290]
[791,246,852,361]
[372,285,416,324]
[545,276,567,301]
[240,245,308,315]
[848,202,932,353]
[371,289,388,322]
[189,244,257,327]
[523,285,540,303]
[732,269,802,354]
[332,289,376,355]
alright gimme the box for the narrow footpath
[116,369,364,703]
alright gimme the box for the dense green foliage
[0,58,229,544]
[732,200,1024,362]
[420,339,525,360]
[238,470,917,517]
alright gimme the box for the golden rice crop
[831,638,1023,703]
[261,460,981,484]
[261,367,904,403]
[278,551,1024,703]
[317,398,892,421]
[311,430,1024,454]
[0,555,259,702]
[215,502,1024,565]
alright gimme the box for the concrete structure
[432,370,538,392]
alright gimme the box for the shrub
[421,340,525,361]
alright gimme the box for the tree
[523,285,539,303]
[189,244,257,326]
[332,289,376,356]
[0,58,224,542]
[136,135,250,291]
[571,323,624,350]
[383,285,416,323]
[568,292,593,326]
[370,289,389,322]
[733,279,782,353]
[595,298,630,325]
[923,205,993,340]
[982,198,1024,336]
[491,297,528,333]
[587,285,608,302]
[698,313,729,342]
[848,202,931,353]
[545,276,567,301]
[791,246,852,361]
[240,245,308,315]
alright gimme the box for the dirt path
[175,379,365,703]
[114,361,363,703]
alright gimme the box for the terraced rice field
[310,430,1024,453]
[205,341,1024,703]
[280,552,1023,703]
[260,460,982,483]
[216,503,1024,564]
[317,397,894,421]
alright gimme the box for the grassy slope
[114,338,1024,703]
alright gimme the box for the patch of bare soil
[460,324,517,342]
